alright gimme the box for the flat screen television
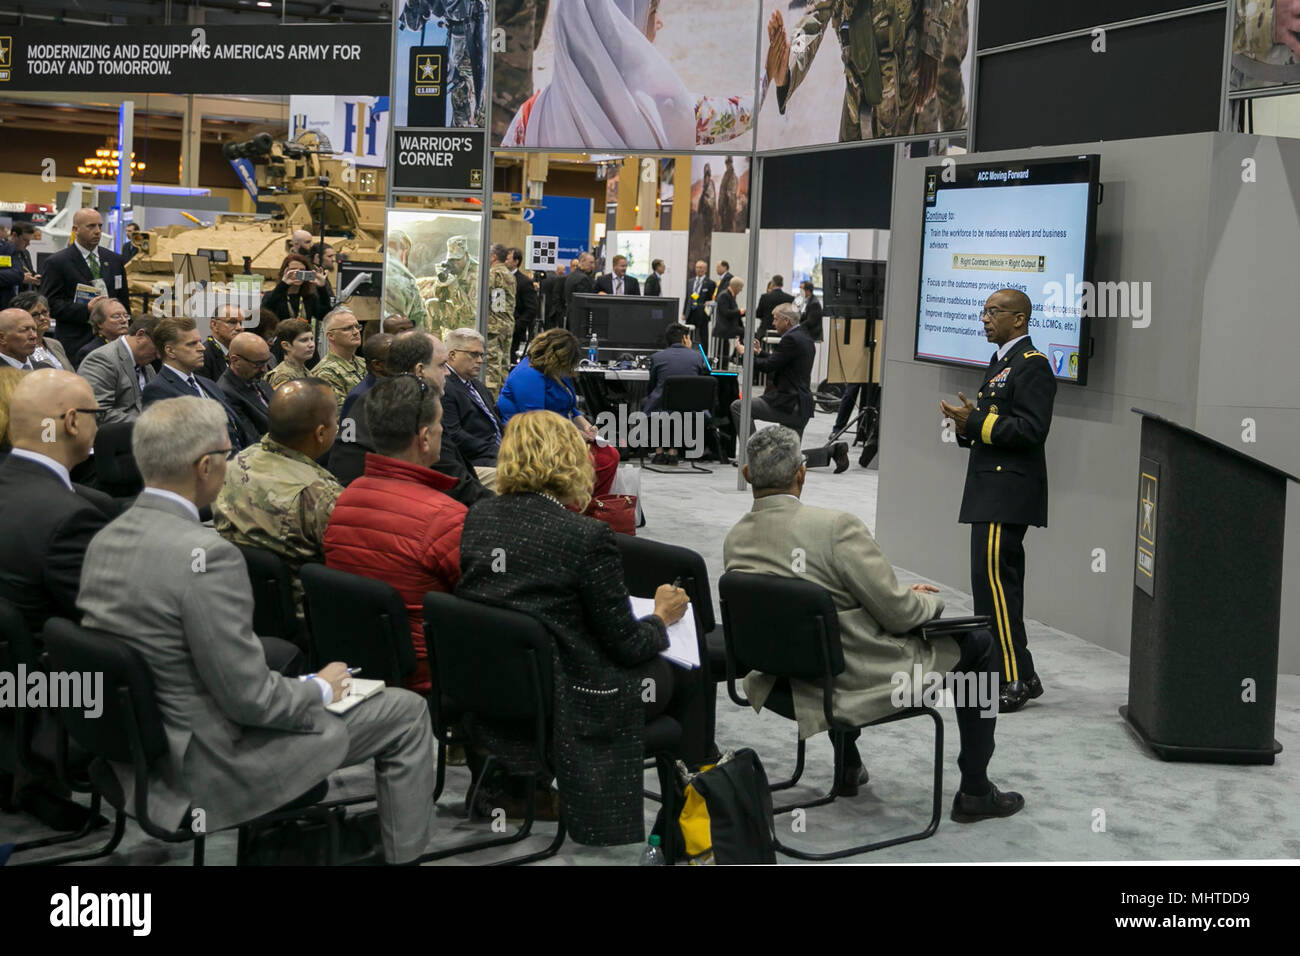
[914,154,1100,384]
[569,293,680,352]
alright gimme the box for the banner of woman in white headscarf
[493,0,765,150]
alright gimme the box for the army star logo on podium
[1135,462,1159,595]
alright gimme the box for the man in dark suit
[142,316,257,452]
[119,222,141,265]
[683,259,716,347]
[561,252,596,331]
[0,307,51,370]
[507,247,538,357]
[643,322,710,413]
[442,328,504,467]
[712,277,745,370]
[77,316,158,424]
[715,260,733,301]
[731,302,815,438]
[39,208,130,360]
[644,258,665,297]
[330,330,491,506]
[594,255,641,296]
[0,222,41,308]
[201,304,245,381]
[941,290,1056,714]
[341,332,393,421]
[798,280,824,342]
[218,332,274,439]
[755,275,795,340]
[541,261,573,329]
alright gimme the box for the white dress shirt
[995,334,1030,362]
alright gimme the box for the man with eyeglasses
[0,307,51,371]
[940,288,1057,714]
[312,307,366,412]
[218,331,275,439]
[72,296,131,369]
[441,327,504,481]
[201,304,246,382]
[10,292,70,370]
[0,369,119,833]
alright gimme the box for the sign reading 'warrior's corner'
[392,129,485,193]
[0,25,389,94]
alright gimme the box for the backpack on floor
[677,748,777,865]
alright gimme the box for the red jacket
[323,452,467,693]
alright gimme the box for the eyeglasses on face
[330,324,362,334]
[233,354,270,368]
[453,349,485,359]
[979,306,1021,318]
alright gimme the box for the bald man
[214,378,343,620]
[382,313,414,335]
[0,307,49,370]
[291,229,314,257]
[218,330,274,439]
[39,207,130,359]
[941,288,1057,713]
[341,331,393,420]
[0,369,111,630]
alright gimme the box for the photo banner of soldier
[382,208,483,340]
[754,0,972,149]
[688,154,749,270]
[0,25,389,94]
[491,0,759,150]
[394,0,490,128]
[1231,0,1300,93]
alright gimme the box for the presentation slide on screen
[916,160,1094,381]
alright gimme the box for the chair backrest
[662,375,717,415]
[718,571,845,681]
[615,535,716,636]
[41,617,170,769]
[94,421,144,497]
[238,545,301,645]
[0,595,41,671]
[300,564,416,685]
[423,591,553,722]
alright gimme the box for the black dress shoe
[950,784,1025,823]
[1026,674,1044,700]
[1000,675,1043,713]
[835,765,870,797]
[832,441,850,474]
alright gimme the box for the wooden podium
[1121,409,1298,764]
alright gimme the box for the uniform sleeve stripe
[980,411,998,444]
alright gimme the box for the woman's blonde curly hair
[496,410,594,510]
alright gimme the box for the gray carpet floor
[6,410,1299,865]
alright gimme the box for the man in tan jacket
[724,426,1023,823]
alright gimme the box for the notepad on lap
[326,678,385,714]
[629,596,700,669]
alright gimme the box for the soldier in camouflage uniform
[770,0,883,142]
[385,230,431,331]
[915,0,967,134]
[403,0,488,127]
[485,243,517,397]
[1233,0,1300,86]
[493,0,551,142]
[872,0,949,138]
[212,379,343,620]
[426,235,480,341]
[312,308,367,411]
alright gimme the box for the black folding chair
[643,375,722,473]
[40,618,337,866]
[238,545,306,651]
[422,591,681,865]
[93,421,143,498]
[719,571,974,860]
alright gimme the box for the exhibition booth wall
[876,131,1300,673]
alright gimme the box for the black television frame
[913,154,1100,386]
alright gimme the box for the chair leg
[11,790,106,853]
[432,738,447,802]
[193,833,206,866]
[774,710,945,861]
[417,772,563,864]
[9,807,127,866]
[767,737,806,792]
[654,755,679,865]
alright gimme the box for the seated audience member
[77,315,158,424]
[328,330,491,506]
[313,307,366,411]
[340,331,393,420]
[497,328,620,498]
[643,322,710,413]
[76,397,436,864]
[214,379,342,618]
[725,426,1023,821]
[266,318,315,389]
[142,316,257,452]
[324,374,466,694]
[712,277,745,369]
[11,292,70,369]
[0,307,46,370]
[218,331,274,438]
[456,410,708,843]
[262,252,330,324]
[0,369,111,630]
[72,296,131,368]
[442,327,504,468]
[201,304,246,382]
[383,313,414,335]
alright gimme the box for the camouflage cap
[446,235,469,257]
[387,229,411,253]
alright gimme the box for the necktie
[136,366,147,392]
[253,383,268,407]
[464,378,502,441]
[694,277,701,294]
[615,277,623,295]
[87,252,100,280]
[186,375,203,398]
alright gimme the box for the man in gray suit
[76,316,158,424]
[724,426,1023,823]
[76,397,437,863]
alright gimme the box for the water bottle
[640,834,666,865]
[588,332,599,365]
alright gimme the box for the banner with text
[391,129,485,192]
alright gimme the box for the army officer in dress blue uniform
[941,289,1056,714]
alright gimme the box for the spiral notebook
[629,596,700,669]
[326,678,385,714]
